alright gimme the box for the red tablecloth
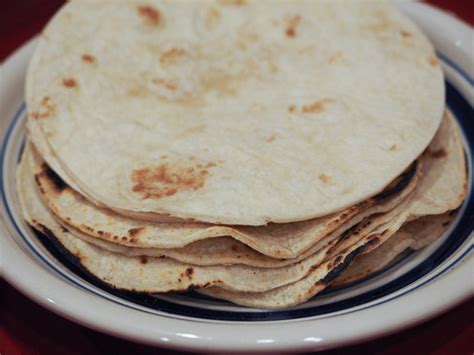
[1,1,473,354]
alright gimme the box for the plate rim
[0,2,473,352]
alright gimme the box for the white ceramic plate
[0,2,472,352]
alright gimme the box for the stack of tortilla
[18,0,467,309]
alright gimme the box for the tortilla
[29,142,420,260]
[26,0,443,225]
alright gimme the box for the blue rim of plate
[1,55,473,322]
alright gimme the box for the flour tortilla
[29,143,420,260]
[26,0,444,225]
[19,150,401,293]
[332,212,455,286]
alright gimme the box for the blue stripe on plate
[437,52,474,86]
[1,57,472,322]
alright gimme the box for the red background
[1,1,473,354]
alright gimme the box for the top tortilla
[26,0,444,225]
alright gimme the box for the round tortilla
[28,143,420,259]
[26,0,444,225]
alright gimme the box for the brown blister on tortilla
[62,78,77,88]
[137,5,161,26]
[365,11,391,33]
[128,227,144,237]
[328,51,343,64]
[319,174,332,184]
[217,0,246,5]
[326,208,358,229]
[206,7,221,29]
[266,133,277,143]
[302,98,335,114]
[31,96,55,120]
[160,48,187,66]
[428,55,439,67]
[285,15,301,38]
[97,230,112,238]
[81,54,96,63]
[131,160,215,199]
[140,256,148,264]
[400,30,412,38]
[151,77,178,91]
[127,85,150,98]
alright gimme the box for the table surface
[1,1,473,354]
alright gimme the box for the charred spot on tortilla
[373,160,418,201]
[140,256,148,264]
[332,255,343,267]
[29,224,173,301]
[128,227,144,237]
[366,235,381,247]
[34,174,46,194]
[97,230,112,238]
[320,244,368,285]
[42,164,67,192]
